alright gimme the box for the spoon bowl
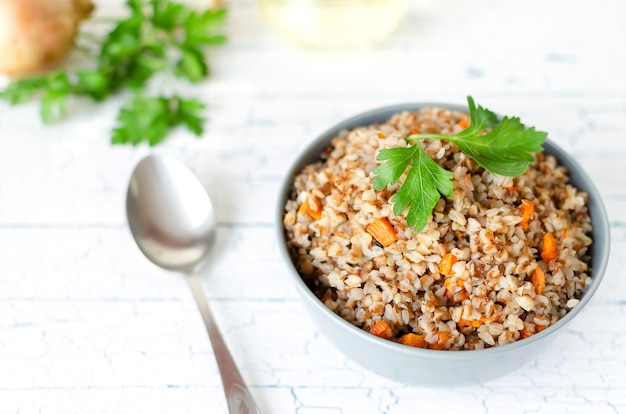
[126,154,217,274]
[126,154,261,414]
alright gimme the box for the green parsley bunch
[0,0,227,146]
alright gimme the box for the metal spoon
[125,154,262,414]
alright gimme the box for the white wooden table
[1,0,625,412]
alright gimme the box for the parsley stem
[405,134,448,143]
[78,31,104,45]
[74,43,98,58]
[88,17,122,24]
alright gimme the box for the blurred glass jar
[257,0,409,49]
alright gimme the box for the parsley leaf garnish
[111,94,205,146]
[374,143,454,233]
[0,0,226,146]
[372,96,548,232]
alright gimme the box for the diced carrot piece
[457,319,481,328]
[439,253,457,276]
[398,333,426,348]
[519,199,534,231]
[457,119,470,129]
[365,217,397,247]
[519,324,534,339]
[298,196,322,220]
[409,128,420,135]
[535,324,547,333]
[370,320,392,339]
[428,331,452,350]
[481,315,499,324]
[541,232,557,262]
[457,315,498,329]
[563,229,569,238]
[531,267,546,295]
[377,131,385,138]
[443,278,454,302]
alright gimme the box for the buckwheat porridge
[282,107,592,350]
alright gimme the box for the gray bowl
[276,103,610,386]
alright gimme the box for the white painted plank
[1,0,626,412]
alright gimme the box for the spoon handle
[186,274,262,414]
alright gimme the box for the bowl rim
[276,101,611,359]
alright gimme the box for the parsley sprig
[373,96,547,232]
[0,0,227,146]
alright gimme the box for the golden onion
[0,0,94,76]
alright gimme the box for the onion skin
[0,0,94,77]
